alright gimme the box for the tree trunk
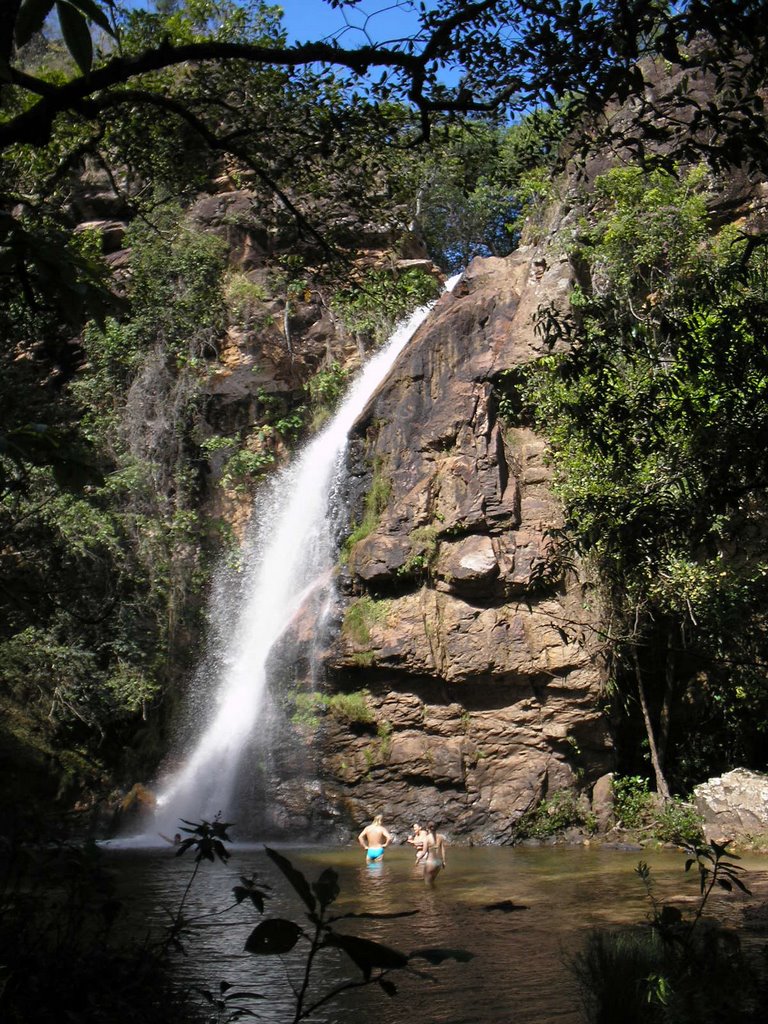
[631,645,671,801]
[657,624,677,773]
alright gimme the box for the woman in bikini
[417,821,446,885]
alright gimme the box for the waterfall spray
[152,275,460,837]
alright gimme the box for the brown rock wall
[293,249,614,841]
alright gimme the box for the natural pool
[103,841,768,1024]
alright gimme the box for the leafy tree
[510,164,768,795]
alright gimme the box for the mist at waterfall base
[141,278,460,843]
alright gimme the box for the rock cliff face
[280,251,614,843]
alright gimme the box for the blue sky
[118,2,459,84]
[276,0,427,47]
[120,1,433,46]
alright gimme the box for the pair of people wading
[359,815,446,884]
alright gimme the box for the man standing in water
[358,813,392,862]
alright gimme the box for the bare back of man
[358,814,392,862]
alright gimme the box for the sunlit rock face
[280,252,614,843]
[694,768,768,841]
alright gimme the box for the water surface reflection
[104,843,768,1024]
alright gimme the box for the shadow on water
[101,843,768,1024]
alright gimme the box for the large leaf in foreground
[245,919,302,955]
[323,933,409,980]
[264,847,316,913]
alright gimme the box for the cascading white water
[152,275,460,835]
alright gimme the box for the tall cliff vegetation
[507,164,768,796]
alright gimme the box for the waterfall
[152,275,459,838]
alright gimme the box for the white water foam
[151,275,460,835]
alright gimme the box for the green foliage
[290,689,374,730]
[0,196,234,797]
[14,0,116,75]
[653,802,704,847]
[0,838,194,1024]
[307,361,348,415]
[343,457,392,557]
[398,525,439,579]
[574,845,756,1024]
[120,215,228,361]
[613,777,703,845]
[376,719,393,758]
[515,164,768,786]
[220,446,276,490]
[332,267,440,342]
[305,361,348,431]
[290,692,326,731]
[514,789,595,840]
[223,271,270,327]
[327,689,374,726]
[613,775,654,830]
[416,109,569,269]
[342,596,389,651]
[572,928,670,1024]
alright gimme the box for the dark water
[102,841,768,1024]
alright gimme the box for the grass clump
[290,689,376,730]
[342,596,389,649]
[326,690,375,725]
[398,525,440,579]
[342,459,391,559]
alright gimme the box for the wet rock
[300,250,613,839]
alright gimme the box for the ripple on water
[102,843,768,1024]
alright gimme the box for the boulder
[693,768,768,840]
[591,773,615,832]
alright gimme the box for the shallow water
[103,842,768,1024]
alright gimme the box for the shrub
[653,800,704,846]
[515,788,595,839]
[613,775,655,830]
[224,271,269,326]
[332,267,440,342]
